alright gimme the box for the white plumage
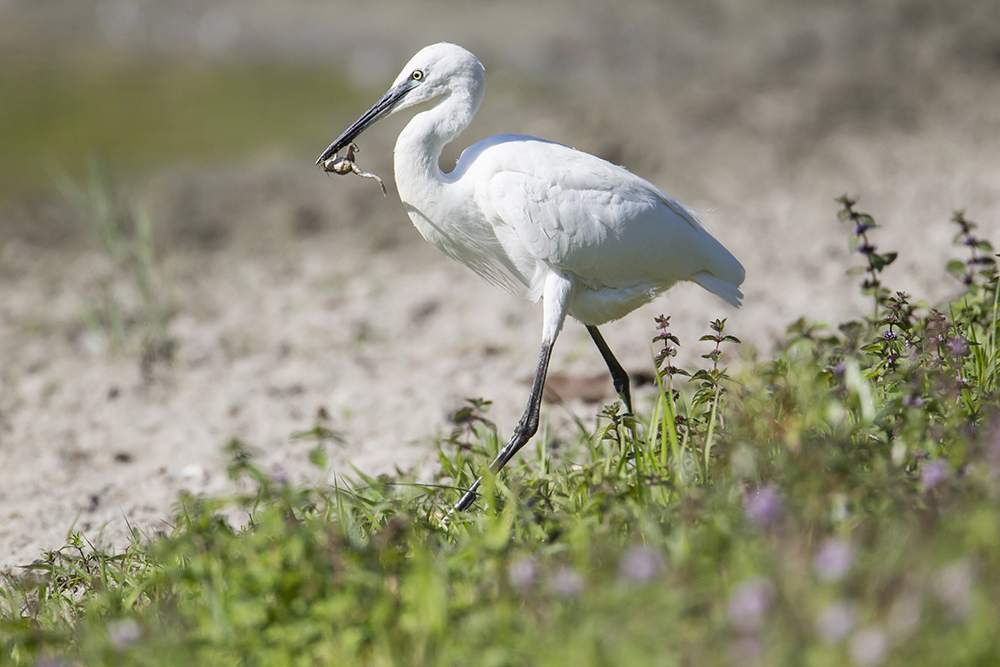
[317,43,744,510]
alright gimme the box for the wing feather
[467,137,744,295]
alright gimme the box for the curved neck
[393,84,482,199]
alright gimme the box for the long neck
[393,84,482,205]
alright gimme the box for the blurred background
[2,0,1000,566]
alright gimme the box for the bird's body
[318,43,744,510]
[400,133,744,324]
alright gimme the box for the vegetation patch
[0,55,363,199]
[2,199,999,666]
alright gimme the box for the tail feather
[692,271,744,308]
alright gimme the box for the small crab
[320,142,387,196]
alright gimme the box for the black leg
[587,325,632,414]
[454,341,553,512]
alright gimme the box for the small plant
[651,315,686,472]
[861,290,916,378]
[837,194,898,318]
[691,318,740,476]
[648,316,740,483]
[58,155,174,376]
[947,211,996,287]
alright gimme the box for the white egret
[317,43,745,511]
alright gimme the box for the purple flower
[813,538,855,582]
[33,659,72,667]
[947,337,969,358]
[269,464,290,485]
[108,619,141,649]
[887,591,922,639]
[744,485,782,529]
[728,636,763,664]
[850,627,888,666]
[816,601,856,643]
[934,560,973,622]
[549,566,584,599]
[728,577,775,633]
[508,556,537,593]
[618,546,663,584]
[920,460,952,491]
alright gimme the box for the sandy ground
[3,0,1000,569]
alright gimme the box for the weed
[837,194,898,319]
[58,156,174,376]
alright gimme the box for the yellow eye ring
[411,69,424,81]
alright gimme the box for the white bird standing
[317,43,745,511]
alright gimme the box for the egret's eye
[411,69,424,81]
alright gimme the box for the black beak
[316,83,412,165]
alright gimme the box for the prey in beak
[319,142,386,196]
[316,81,414,195]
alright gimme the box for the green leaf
[869,252,897,271]
[946,259,967,275]
[308,444,328,468]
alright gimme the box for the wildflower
[33,659,71,667]
[920,459,952,491]
[618,546,663,585]
[727,578,775,633]
[816,601,856,643]
[744,485,782,529]
[849,627,888,666]
[934,560,973,622]
[728,636,763,664]
[549,566,584,599]
[947,336,969,358]
[108,619,141,649]
[269,464,290,485]
[887,591,922,639]
[813,538,855,582]
[507,556,537,593]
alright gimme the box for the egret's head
[316,43,485,165]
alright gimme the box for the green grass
[2,200,1000,665]
[0,52,367,199]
